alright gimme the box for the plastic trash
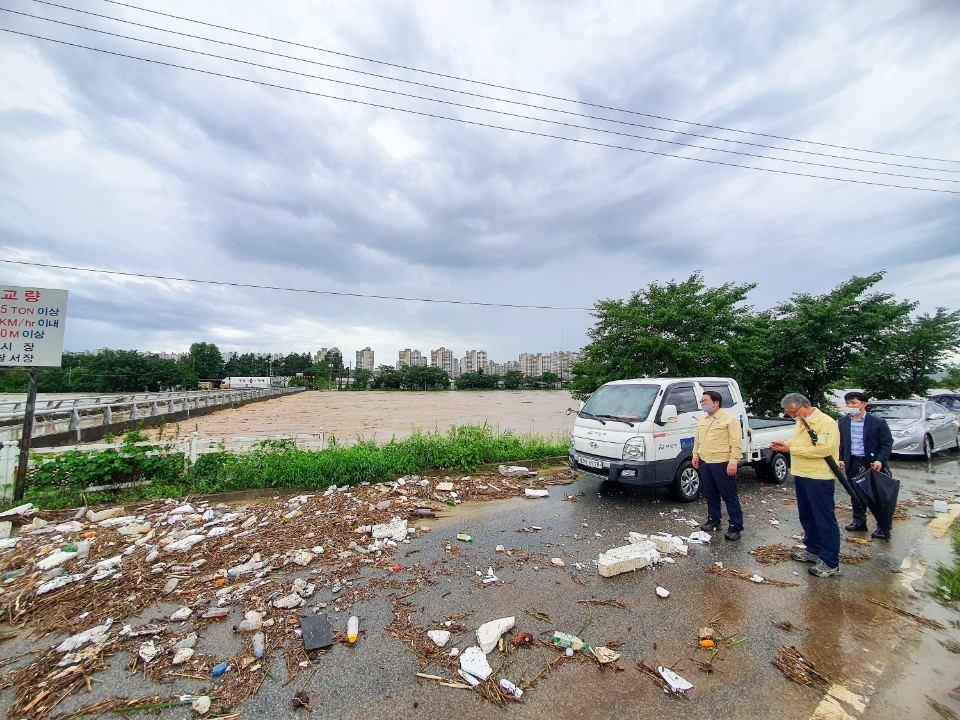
[552,631,589,652]
[211,661,230,677]
[456,533,473,542]
[228,554,265,578]
[499,678,524,697]
[252,632,265,658]
[201,608,230,620]
[347,616,359,643]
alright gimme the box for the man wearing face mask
[838,391,894,537]
[692,390,744,541]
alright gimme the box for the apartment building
[430,347,458,377]
[397,348,428,370]
[355,347,375,372]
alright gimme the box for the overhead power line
[96,0,960,166]
[0,259,595,311]
[25,0,959,174]
[2,27,956,195]
[8,7,957,185]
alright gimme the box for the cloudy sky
[2,0,959,368]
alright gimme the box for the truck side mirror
[566,408,575,415]
[660,404,679,424]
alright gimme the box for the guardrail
[0,387,305,443]
[0,430,325,500]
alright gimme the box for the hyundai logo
[589,441,598,448]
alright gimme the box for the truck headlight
[569,432,575,450]
[623,436,644,460]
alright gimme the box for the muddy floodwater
[164,390,579,443]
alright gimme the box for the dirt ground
[167,390,579,444]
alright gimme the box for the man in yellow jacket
[770,392,841,578]
[692,390,744,541]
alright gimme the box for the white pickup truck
[567,376,795,502]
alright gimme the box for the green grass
[935,524,960,604]
[17,424,568,509]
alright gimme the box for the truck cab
[567,377,793,501]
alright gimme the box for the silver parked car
[868,400,960,459]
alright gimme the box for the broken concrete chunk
[289,549,315,567]
[597,541,661,577]
[476,616,515,654]
[656,586,670,598]
[273,593,306,609]
[371,518,408,542]
[170,607,192,622]
[524,488,549,498]
[459,646,492,681]
[436,481,455,491]
[551,558,565,567]
[427,630,451,647]
[649,535,688,556]
[172,647,195,665]
[138,640,158,663]
[498,465,531,477]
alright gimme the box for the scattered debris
[592,646,621,664]
[292,690,312,711]
[701,564,799,587]
[773,645,830,689]
[656,586,670,598]
[427,630,451,648]
[868,598,945,630]
[477,616,515,654]
[525,489,549,498]
[511,632,534,646]
[772,621,794,632]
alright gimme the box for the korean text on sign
[0,286,68,367]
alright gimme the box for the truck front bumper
[568,451,668,487]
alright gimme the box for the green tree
[186,342,224,380]
[569,273,764,401]
[400,364,450,390]
[371,365,402,390]
[749,273,913,412]
[849,308,960,398]
[454,369,499,390]
[502,370,524,390]
[942,364,960,390]
[540,371,560,389]
[350,367,373,390]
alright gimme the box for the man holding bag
[838,391,894,538]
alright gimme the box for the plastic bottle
[499,679,524,698]
[211,662,229,677]
[227,554,265,578]
[347,616,359,643]
[252,632,265,659]
[552,631,589,652]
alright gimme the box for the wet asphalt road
[3,453,958,719]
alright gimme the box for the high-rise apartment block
[397,348,427,369]
[461,349,488,374]
[317,347,342,362]
[355,347,375,372]
[431,347,458,377]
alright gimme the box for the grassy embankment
[18,424,568,509]
[936,523,960,604]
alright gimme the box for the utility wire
[0,259,596,311]
[97,0,960,165]
[25,0,958,174]
[8,7,957,184]
[3,27,956,195]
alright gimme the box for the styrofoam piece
[476,616,515,654]
[597,541,661,577]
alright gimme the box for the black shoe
[700,520,721,532]
[845,522,868,532]
[870,529,890,540]
[724,531,741,541]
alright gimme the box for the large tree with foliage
[569,273,764,401]
[454,369,500,390]
[748,273,914,412]
[186,342,224,379]
[400,364,450,390]
[849,308,960,398]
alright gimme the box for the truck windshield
[581,384,659,421]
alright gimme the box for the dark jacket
[838,412,893,470]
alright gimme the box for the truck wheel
[670,461,702,502]
[768,452,790,484]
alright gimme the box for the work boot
[700,520,721,532]
[724,530,741,541]
[844,521,868,532]
[870,528,890,540]
[808,560,840,578]
[791,549,818,563]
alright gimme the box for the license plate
[580,456,605,469]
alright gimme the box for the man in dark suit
[838,391,894,538]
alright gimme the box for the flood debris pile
[0,469,574,718]
[773,645,831,690]
[596,530,702,578]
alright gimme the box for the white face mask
[701,402,715,412]
[844,406,862,415]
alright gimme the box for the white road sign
[0,286,68,368]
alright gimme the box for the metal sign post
[0,285,69,501]
[13,368,38,501]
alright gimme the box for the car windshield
[870,403,922,420]
[581,384,659,421]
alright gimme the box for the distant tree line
[0,342,564,393]
[569,272,960,415]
